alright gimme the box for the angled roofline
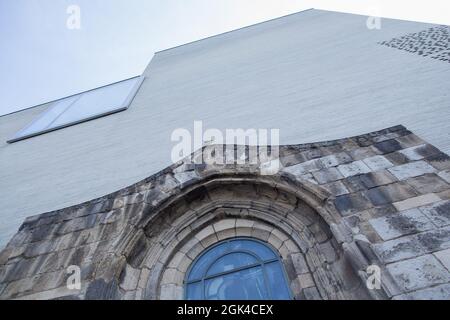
[3,7,445,119]
[154,8,315,55]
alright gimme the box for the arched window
[185,238,292,300]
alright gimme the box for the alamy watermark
[366,6,382,30]
[66,4,81,30]
[171,121,280,175]
[366,264,381,290]
[66,265,81,290]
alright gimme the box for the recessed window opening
[7,75,145,143]
[185,237,292,300]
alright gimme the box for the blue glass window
[185,238,292,300]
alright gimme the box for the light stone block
[387,254,450,292]
[433,248,450,271]
[212,219,236,233]
[419,200,450,227]
[393,193,441,211]
[120,264,141,291]
[438,170,450,184]
[393,283,450,300]
[363,155,394,171]
[298,273,315,288]
[337,161,371,178]
[388,161,436,180]
[399,144,427,160]
[369,209,435,241]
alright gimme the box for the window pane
[8,76,143,143]
[11,95,79,138]
[228,239,276,261]
[50,77,139,128]
[206,252,258,277]
[186,282,203,300]
[205,266,268,300]
[265,261,291,300]
[188,241,229,281]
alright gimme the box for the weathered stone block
[427,153,450,170]
[302,286,322,300]
[334,193,372,216]
[363,156,394,171]
[372,132,401,143]
[375,227,450,263]
[369,209,434,241]
[365,182,417,206]
[396,134,426,149]
[393,193,441,211]
[86,278,119,300]
[290,253,310,275]
[374,139,403,154]
[347,146,379,160]
[433,248,450,271]
[119,264,141,291]
[318,241,338,262]
[388,161,436,181]
[393,283,450,300]
[338,161,371,178]
[216,228,237,240]
[312,168,343,184]
[419,200,450,227]
[212,219,236,233]
[399,144,439,161]
[283,159,323,176]
[387,254,450,292]
[56,214,98,236]
[438,170,450,184]
[384,152,409,166]
[322,181,349,196]
[318,152,352,168]
[160,268,183,286]
[298,273,315,289]
[405,174,449,195]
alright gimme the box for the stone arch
[109,170,375,300]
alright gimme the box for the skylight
[7,75,144,143]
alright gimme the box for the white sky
[1,0,449,116]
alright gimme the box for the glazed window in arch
[185,238,292,300]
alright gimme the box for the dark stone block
[365,183,417,206]
[345,171,397,192]
[184,186,208,204]
[374,139,402,154]
[385,152,409,165]
[356,137,373,147]
[86,278,119,300]
[415,144,441,158]
[29,224,56,243]
[127,235,148,267]
[417,228,450,252]
[53,295,80,300]
[427,152,450,170]
[406,174,449,194]
[334,193,372,216]
[365,187,391,206]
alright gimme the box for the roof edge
[154,8,315,55]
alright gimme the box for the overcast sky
[1,0,449,116]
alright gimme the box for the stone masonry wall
[0,125,449,300]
